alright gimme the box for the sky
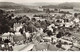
[0,0,80,3]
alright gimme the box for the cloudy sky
[0,0,80,3]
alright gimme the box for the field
[60,9,80,14]
[15,9,80,17]
[15,12,46,18]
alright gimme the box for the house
[13,23,23,31]
[1,32,14,42]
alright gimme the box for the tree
[0,9,13,34]
[56,32,63,38]
[56,40,62,48]
[31,18,36,22]
[43,8,50,14]
[34,22,41,28]
[74,13,78,17]
[19,16,30,23]
[54,8,58,11]
[47,30,53,36]
[40,21,47,28]
[23,22,37,33]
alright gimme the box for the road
[20,44,34,51]
[13,35,80,51]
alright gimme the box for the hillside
[58,2,80,9]
[21,2,59,6]
[0,2,26,9]
[42,2,80,9]
[0,2,40,13]
[1,2,80,12]
[59,2,80,7]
